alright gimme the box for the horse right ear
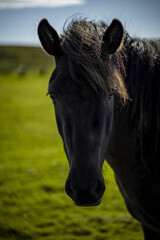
[102,19,123,54]
[38,18,61,57]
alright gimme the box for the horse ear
[102,19,123,54]
[38,18,61,56]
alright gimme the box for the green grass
[0,46,53,73]
[0,68,143,239]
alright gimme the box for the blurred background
[1,0,160,46]
[0,0,159,239]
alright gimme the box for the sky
[0,0,160,46]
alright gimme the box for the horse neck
[122,35,160,154]
[124,35,159,129]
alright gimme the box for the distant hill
[0,46,54,74]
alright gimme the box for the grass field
[0,47,143,240]
[0,46,53,74]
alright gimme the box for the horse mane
[60,18,128,101]
[125,36,160,135]
[60,18,160,135]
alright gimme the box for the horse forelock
[60,18,128,102]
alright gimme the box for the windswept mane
[125,37,160,134]
[60,18,160,134]
[60,18,128,101]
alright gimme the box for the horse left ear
[102,19,123,54]
[38,18,61,57]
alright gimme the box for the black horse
[38,18,160,239]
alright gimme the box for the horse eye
[108,89,115,97]
[50,94,57,103]
[47,91,57,103]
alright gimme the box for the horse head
[38,18,125,206]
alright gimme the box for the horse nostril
[65,180,75,199]
[90,180,105,199]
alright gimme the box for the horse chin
[74,199,101,207]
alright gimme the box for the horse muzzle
[65,171,105,206]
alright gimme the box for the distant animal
[38,17,160,239]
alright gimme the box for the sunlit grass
[0,72,143,240]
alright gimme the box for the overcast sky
[0,0,160,45]
[0,0,85,8]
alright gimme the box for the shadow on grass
[0,225,31,240]
[0,225,53,240]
